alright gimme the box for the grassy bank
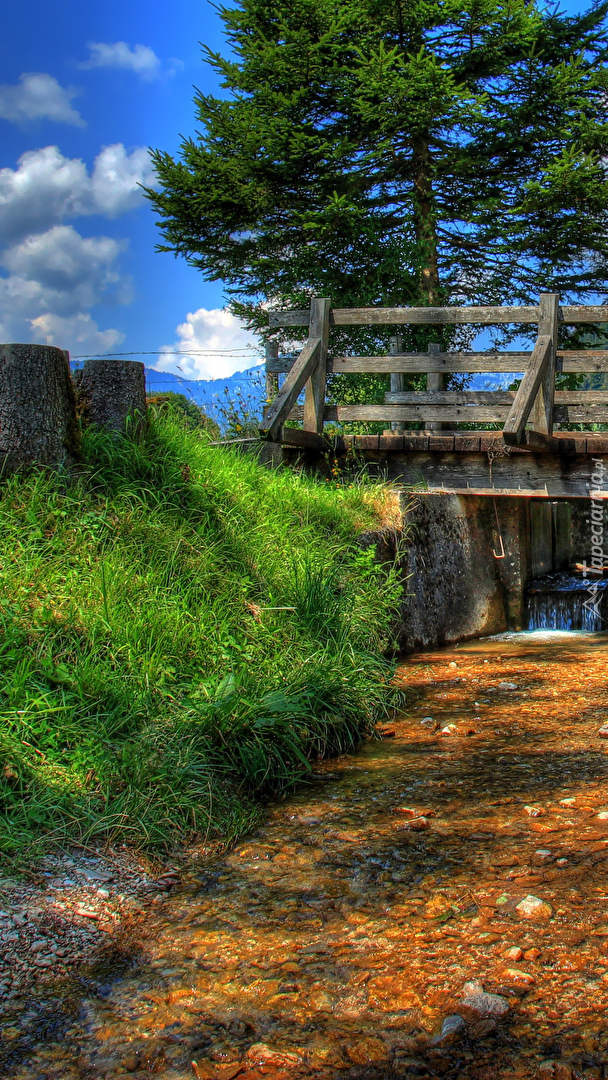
[0,415,403,859]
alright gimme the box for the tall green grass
[0,415,403,858]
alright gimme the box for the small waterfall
[526,573,608,632]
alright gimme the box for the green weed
[0,415,403,859]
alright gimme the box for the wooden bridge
[260,295,608,498]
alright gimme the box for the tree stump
[77,359,146,435]
[0,343,78,476]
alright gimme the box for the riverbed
[8,632,608,1079]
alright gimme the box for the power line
[71,349,262,358]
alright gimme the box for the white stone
[498,681,518,690]
[516,895,552,920]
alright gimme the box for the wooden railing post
[389,335,404,432]
[532,293,559,435]
[264,341,279,418]
[303,297,331,434]
[426,342,444,431]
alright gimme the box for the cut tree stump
[0,343,78,476]
[77,359,146,435]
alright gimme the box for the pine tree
[148,0,608,362]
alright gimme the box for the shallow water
[11,632,608,1079]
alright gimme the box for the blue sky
[0,0,585,381]
[0,0,261,380]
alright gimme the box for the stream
[10,632,608,1080]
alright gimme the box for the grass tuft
[0,415,404,858]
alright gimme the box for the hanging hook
[492,496,506,559]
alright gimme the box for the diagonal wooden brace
[259,336,321,440]
[503,334,552,446]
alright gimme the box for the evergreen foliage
[148,0,608,357]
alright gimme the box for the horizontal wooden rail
[287,403,608,424]
[269,305,539,328]
[269,304,608,329]
[268,350,608,375]
[386,390,608,405]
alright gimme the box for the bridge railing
[259,295,608,452]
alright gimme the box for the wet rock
[598,725,608,738]
[469,1019,497,1039]
[423,895,453,920]
[245,1043,302,1067]
[524,947,541,960]
[501,946,523,961]
[524,805,545,817]
[539,1063,573,1079]
[498,682,518,690]
[440,724,458,736]
[431,1014,465,1045]
[597,811,608,820]
[345,1037,389,1064]
[407,816,430,831]
[515,894,552,920]
[459,981,509,1019]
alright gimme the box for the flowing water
[9,632,608,1080]
[526,574,608,632]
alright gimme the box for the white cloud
[0,225,128,350]
[0,144,155,243]
[156,308,261,380]
[0,73,85,127]
[2,225,128,315]
[30,313,124,354]
[80,42,162,80]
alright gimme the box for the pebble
[556,858,568,866]
[503,967,535,986]
[598,725,608,738]
[449,661,457,669]
[516,894,553,920]
[420,716,435,727]
[498,681,518,690]
[441,724,458,736]
[597,811,608,820]
[524,805,544,817]
[502,946,523,961]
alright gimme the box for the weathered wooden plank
[323,404,512,421]
[259,337,321,438]
[303,298,331,434]
[269,304,608,329]
[389,335,405,433]
[455,435,481,451]
[429,436,455,451]
[363,451,608,498]
[331,353,530,373]
[533,293,559,435]
[554,407,608,422]
[426,341,445,432]
[264,342,279,415]
[561,306,608,323]
[503,334,552,445]
[331,305,539,326]
[268,309,309,327]
[386,391,516,404]
[276,427,331,452]
[276,351,608,374]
